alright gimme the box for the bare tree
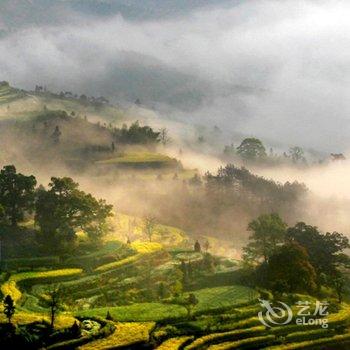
[144,216,157,242]
[47,286,62,329]
[159,128,170,146]
[204,239,210,252]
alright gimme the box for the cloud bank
[1,0,350,151]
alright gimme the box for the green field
[0,82,126,123]
[107,213,190,248]
[79,321,155,349]
[192,286,258,312]
[77,285,258,322]
[95,151,179,168]
[78,302,187,322]
[96,151,173,164]
[1,268,83,302]
[1,213,349,349]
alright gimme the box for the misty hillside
[2,2,350,349]
[1,1,350,150]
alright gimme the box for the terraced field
[1,216,349,349]
[0,82,26,105]
[79,322,155,349]
[0,82,127,124]
[95,151,181,172]
[107,213,189,248]
[1,268,83,302]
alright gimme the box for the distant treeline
[123,164,308,240]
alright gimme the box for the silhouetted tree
[51,125,61,144]
[0,165,37,226]
[237,138,266,161]
[159,128,170,146]
[194,240,201,252]
[185,293,199,318]
[47,288,61,330]
[106,311,113,321]
[143,216,157,242]
[243,213,287,264]
[287,222,350,290]
[70,320,81,337]
[3,295,15,323]
[267,242,317,294]
[289,146,306,164]
[35,177,113,252]
[204,240,210,252]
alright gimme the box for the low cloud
[0,0,350,151]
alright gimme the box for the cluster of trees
[204,164,307,216]
[180,253,216,289]
[113,121,162,145]
[30,112,165,156]
[224,137,307,165]
[127,163,308,243]
[0,165,113,253]
[3,285,62,328]
[34,85,110,106]
[243,213,350,301]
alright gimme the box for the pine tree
[3,295,15,323]
[106,310,113,321]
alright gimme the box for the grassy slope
[94,241,162,272]
[0,83,26,105]
[0,84,125,123]
[77,286,256,322]
[78,302,186,322]
[78,322,155,349]
[106,213,189,248]
[0,308,75,329]
[192,286,258,312]
[0,214,349,349]
[95,151,176,165]
[157,336,194,350]
[1,268,83,302]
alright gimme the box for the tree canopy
[267,241,317,294]
[243,216,350,299]
[286,222,350,288]
[237,138,267,161]
[35,177,113,252]
[243,213,287,263]
[0,165,37,226]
